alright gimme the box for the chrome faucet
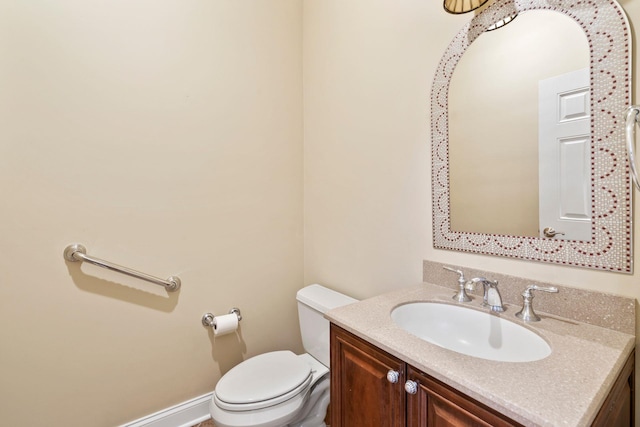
[466,277,504,312]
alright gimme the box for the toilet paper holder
[202,308,242,327]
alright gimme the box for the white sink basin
[391,302,551,362]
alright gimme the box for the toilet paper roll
[213,313,239,336]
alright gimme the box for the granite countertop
[325,283,635,427]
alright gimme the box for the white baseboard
[120,392,213,427]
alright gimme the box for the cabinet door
[407,366,523,427]
[330,324,406,427]
[591,350,635,427]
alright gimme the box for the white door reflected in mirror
[538,68,592,241]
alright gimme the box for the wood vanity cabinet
[330,324,635,427]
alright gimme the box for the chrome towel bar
[624,105,640,191]
[63,243,181,292]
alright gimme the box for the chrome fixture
[542,227,565,238]
[625,105,640,191]
[443,266,472,303]
[63,243,181,292]
[466,277,504,312]
[515,284,559,322]
[202,308,243,327]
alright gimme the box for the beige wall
[303,0,640,419]
[0,1,303,426]
[304,0,434,298]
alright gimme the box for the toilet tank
[296,284,357,368]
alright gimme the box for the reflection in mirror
[486,13,517,31]
[431,0,632,272]
[449,11,589,239]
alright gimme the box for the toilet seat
[214,350,313,411]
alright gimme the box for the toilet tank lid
[296,284,357,314]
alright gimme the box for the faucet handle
[443,266,465,281]
[443,266,471,303]
[516,284,558,322]
[523,284,558,296]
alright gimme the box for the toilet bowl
[209,284,357,427]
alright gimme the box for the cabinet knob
[405,380,418,394]
[386,370,400,384]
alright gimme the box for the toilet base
[288,375,329,427]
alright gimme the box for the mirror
[449,11,589,239]
[431,0,633,272]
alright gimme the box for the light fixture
[443,0,489,14]
[486,13,518,31]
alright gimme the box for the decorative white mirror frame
[431,0,633,272]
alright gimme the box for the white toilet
[209,284,357,427]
